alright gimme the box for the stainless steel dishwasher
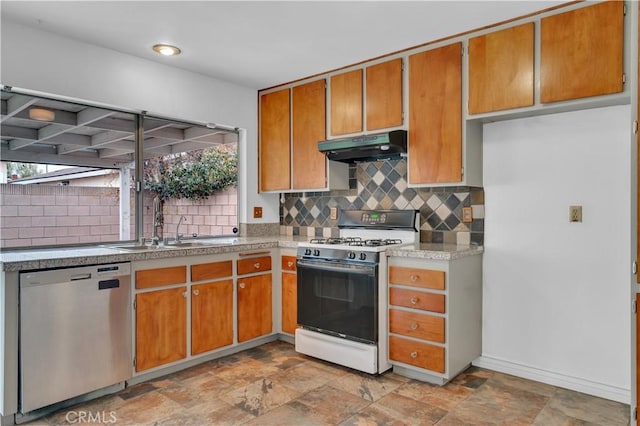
[19,263,131,414]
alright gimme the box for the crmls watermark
[65,410,117,424]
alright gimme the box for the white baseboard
[473,355,630,404]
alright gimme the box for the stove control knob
[359,253,367,261]
[313,249,320,256]
[304,248,312,256]
[347,251,356,260]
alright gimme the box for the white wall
[478,105,632,403]
[0,20,280,224]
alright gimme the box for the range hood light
[29,108,55,122]
[380,145,390,151]
[152,44,181,56]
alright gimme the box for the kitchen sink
[109,245,162,251]
[164,241,210,248]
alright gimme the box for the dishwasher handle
[70,273,92,281]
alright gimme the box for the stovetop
[297,209,419,263]
[308,237,404,247]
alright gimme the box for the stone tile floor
[30,341,629,425]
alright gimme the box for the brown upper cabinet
[292,79,327,189]
[540,1,624,103]
[259,88,291,191]
[408,42,462,184]
[468,23,534,114]
[260,79,346,192]
[331,69,363,135]
[366,58,403,131]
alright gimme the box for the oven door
[296,258,378,344]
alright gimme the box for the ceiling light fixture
[152,44,181,56]
[29,108,55,122]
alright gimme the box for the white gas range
[294,209,419,374]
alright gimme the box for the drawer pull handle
[254,262,261,269]
[239,282,245,289]
[193,289,199,296]
[410,323,418,330]
[410,274,419,282]
[287,261,294,268]
[410,351,418,359]
[410,296,419,305]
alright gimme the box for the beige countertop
[0,236,482,272]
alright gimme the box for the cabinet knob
[239,282,245,289]
[410,274,419,282]
[287,261,293,268]
[182,291,188,298]
[410,351,418,359]
[193,289,199,296]
[410,296,419,305]
[254,262,261,269]
[410,323,418,330]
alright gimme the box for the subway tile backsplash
[280,159,484,245]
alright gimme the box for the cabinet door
[292,79,326,189]
[191,280,233,355]
[281,272,297,335]
[541,1,623,103]
[366,58,403,130]
[237,274,272,342]
[260,88,291,191]
[408,43,462,184]
[469,23,534,114]
[135,287,187,371]
[331,69,363,135]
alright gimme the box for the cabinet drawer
[389,288,445,313]
[191,260,232,282]
[389,335,445,373]
[136,265,187,289]
[237,256,272,275]
[389,266,445,290]
[281,255,297,272]
[389,309,445,343]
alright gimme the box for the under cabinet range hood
[318,130,407,163]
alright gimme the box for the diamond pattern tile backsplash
[280,159,484,245]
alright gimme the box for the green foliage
[144,145,237,201]
[6,162,42,179]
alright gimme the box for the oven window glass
[297,262,377,343]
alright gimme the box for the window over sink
[0,88,238,249]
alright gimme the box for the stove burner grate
[309,237,363,245]
[348,238,404,247]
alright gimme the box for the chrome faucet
[176,215,187,244]
[151,196,163,245]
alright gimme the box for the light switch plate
[462,207,473,223]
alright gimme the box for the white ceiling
[1,1,566,90]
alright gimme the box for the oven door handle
[296,259,375,275]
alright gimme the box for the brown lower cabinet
[191,280,233,355]
[281,272,297,334]
[237,273,273,342]
[135,286,187,372]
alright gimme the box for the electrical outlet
[569,205,582,223]
[330,207,338,220]
[462,207,473,223]
[253,206,263,219]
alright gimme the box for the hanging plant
[144,145,237,201]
